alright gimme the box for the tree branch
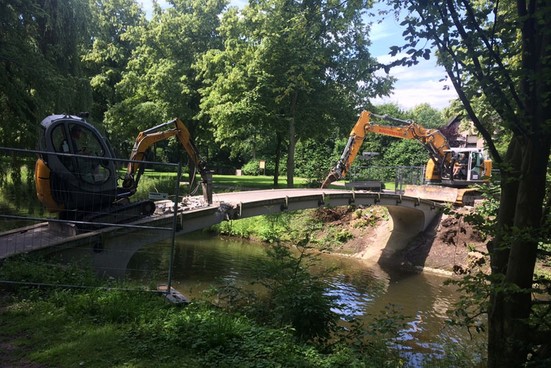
[411,2,503,162]
[460,0,524,114]
[446,0,524,135]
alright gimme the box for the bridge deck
[1,189,442,260]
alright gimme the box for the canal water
[126,232,485,365]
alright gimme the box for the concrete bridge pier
[382,205,442,260]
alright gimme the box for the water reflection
[127,232,484,364]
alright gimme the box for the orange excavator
[321,110,492,204]
[34,114,212,223]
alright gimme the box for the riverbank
[309,206,489,276]
[0,205,488,368]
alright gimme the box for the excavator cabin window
[52,123,111,184]
[453,153,469,179]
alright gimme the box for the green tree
[106,0,227,156]
[0,0,91,148]
[82,0,146,123]
[199,0,392,187]
[410,103,443,128]
[382,139,429,167]
[383,0,551,365]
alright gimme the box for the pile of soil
[394,209,489,275]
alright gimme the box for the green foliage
[198,0,393,185]
[249,242,342,342]
[215,212,297,242]
[462,184,501,239]
[0,163,43,220]
[241,159,278,177]
[352,207,388,228]
[133,175,178,198]
[0,0,92,148]
[382,139,430,167]
[312,225,354,248]
[83,0,146,123]
[410,103,445,128]
[442,187,499,335]
[0,255,99,287]
[0,259,405,367]
[334,304,406,365]
[295,138,336,184]
[445,269,491,335]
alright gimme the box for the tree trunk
[286,116,295,188]
[273,132,282,187]
[487,138,520,367]
[488,135,551,367]
[286,92,298,188]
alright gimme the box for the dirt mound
[395,210,488,274]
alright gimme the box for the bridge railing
[349,165,425,192]
[0,146,188,294]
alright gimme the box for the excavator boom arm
[321,110,452,188]
[321,111,371,188]
[124,118,209,198]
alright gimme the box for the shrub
[249,242,341,342]
[240,159,278,176]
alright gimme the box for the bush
[241,159,278,176]
[248,242,341,342]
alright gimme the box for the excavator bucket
[321,171,340,188]
[403,184,459,203]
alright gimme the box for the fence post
[166,162,182,294]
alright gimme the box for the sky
[367,8,458,110]
[140,0,458,110]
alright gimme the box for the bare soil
[314,206,489,275]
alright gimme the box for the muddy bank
[315,206,488,276]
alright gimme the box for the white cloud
[372,79,457,110]
[372,52,458,110]
[371,61,458,110]
[367,6,459,111]
[369,20,396,44]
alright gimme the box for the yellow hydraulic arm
[123,118,211,203]
[321,110,451,188]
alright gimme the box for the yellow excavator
[321,110,492,204]
[34,114,212,223]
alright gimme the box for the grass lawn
[138,169,397,191]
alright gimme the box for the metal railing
[349,165,425,193]
[0,146,187,295]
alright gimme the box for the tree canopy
[198,0,393,186]
[0,0,91,147]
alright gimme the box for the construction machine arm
[321,111,372,188]
[321,110,452,188]
[123,118,210,198]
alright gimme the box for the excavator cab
[35,114,118,215]
[438,148,491,186]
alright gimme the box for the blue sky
[140,0,458,110]
[368,7,458,110]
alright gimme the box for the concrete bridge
[0,188,442,275]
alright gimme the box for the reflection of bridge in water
[0,189,443,275]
